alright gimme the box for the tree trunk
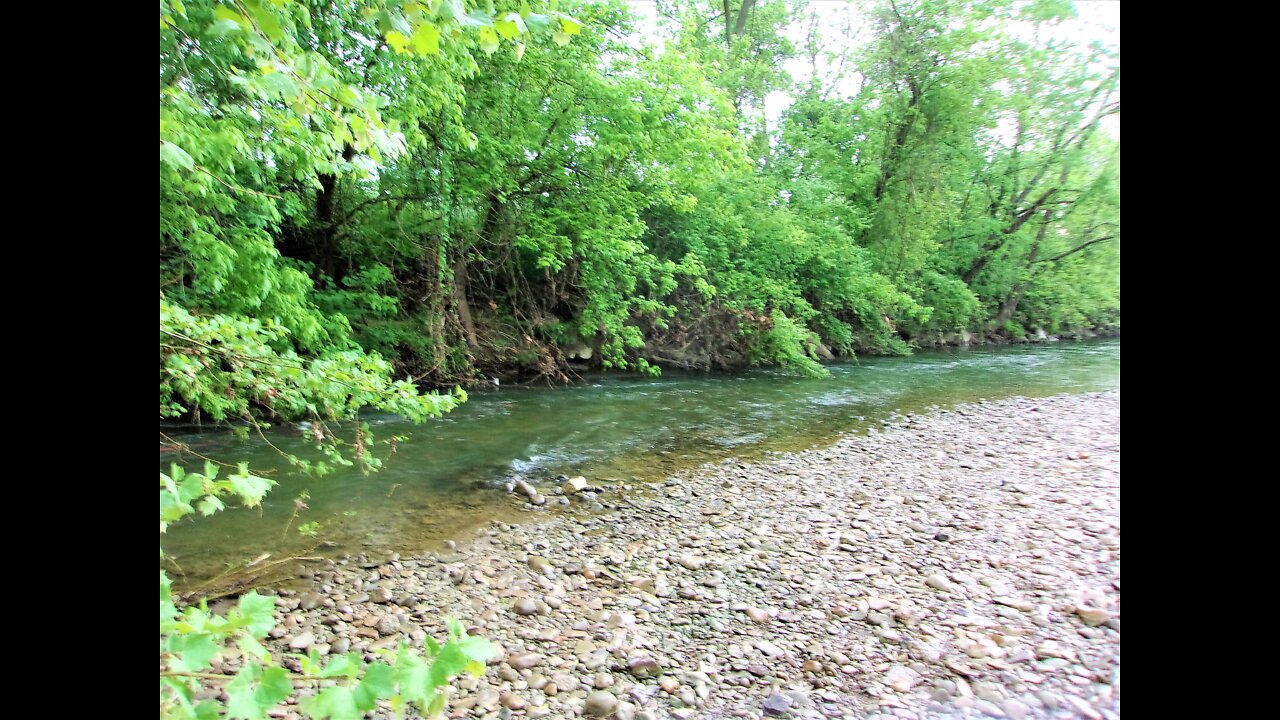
[453,256,478,349]
[993,209,1050,327]
[312,144,356,282]
[733,1,756,37]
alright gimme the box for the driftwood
[173,550,326,604]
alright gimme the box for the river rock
[508,653,545,670]
[211,391,1119,720]
[627,655,663,678]
[287,632,315,651]
[1075,605,1113,626]
[762,692,793,715]
[585,691,619,717]
[994,596,1035,612]
[926,574,955,592]
[755,640,785,658]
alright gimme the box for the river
[161,338,1119,591]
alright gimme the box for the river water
[161,339,1119,591]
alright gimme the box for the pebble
[508,653,544,670]
[183,393,1119,720]
[584,691,619,717]
[287,632,314,651]
[762,692,793,715]
[925,574,955,592]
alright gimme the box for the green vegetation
[160,1,1117,717]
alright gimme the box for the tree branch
[1034,235,1117,264]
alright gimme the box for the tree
[160,2,587,717]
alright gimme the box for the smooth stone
[508,653,545,670]
[584,691,619,717]
[993,597,1035,612]
[627,655,662,678]
[755,640,785,657]
[1075,606,1112,626]
[926,575,955,592]
[762,692,793,716]
[1003,699,1030,720]
[287,632,315,651]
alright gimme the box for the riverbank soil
[233,391,1120,719]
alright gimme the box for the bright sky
[624,1,1119,133]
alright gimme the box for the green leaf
[238,635,272,663]
[353,662,395,711]
[212,5,244,28]
[197,495,225,516]
[171,633,219,671]
[412,21,441,54]
[255,666,292,708]
[495,18,518,40]
[428,642,468,687]
[524,13,551,33]
[495,13,525,40]
[427,690,447,716]
[299,686,360,720]
[392,648,430,704]
[435,0,466,23]
[257,71,298,99]
[243,0,284,42]
[385,30,411,54]
[225,665,265,720]
[160,142,195,171]
[460,8,494,27]
[478,26,499,55]
[208,18,242,37]
[552,30,570,46]
[228,472,273,507]
[232,591,277,637]
[456,635,497,663]
[558,14,582,36]
[319,652,360,679]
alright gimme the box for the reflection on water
[161,339,1119,589]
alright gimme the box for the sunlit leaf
[385,30,411,54]
[412,21,440,55]
[160,142,194,171]
[478,26,499,55]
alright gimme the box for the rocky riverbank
[230,391,1120,719]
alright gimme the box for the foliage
[161,0,1117,707]
[160,463,498,720]
[161,2,582,718]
